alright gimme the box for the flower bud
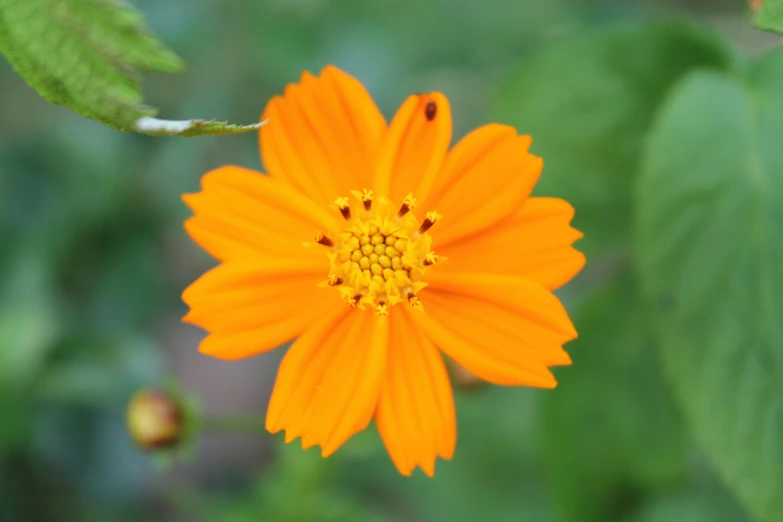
[126,390,183,450]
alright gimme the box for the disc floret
[316,190,443,314]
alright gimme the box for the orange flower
[182,66,585,476]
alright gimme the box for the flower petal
[414,272,576,387]
[260,66,386,208]
[182,260,338,360]
[266,310,388,457]
[183,165,335,263]
[437,197,585,290]
[420,124,542,247]
[373,93,452,203]
[375,308,456,477]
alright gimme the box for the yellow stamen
[315,193,441,314]
[314,231,334,247]
[334,197,351,220]
[418,210,442,233]
[351,188,374,211]
[407,292,423,312]
[398,193,416,217]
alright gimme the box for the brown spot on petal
[425,100,437,121]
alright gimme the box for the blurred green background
[1,0,780,521]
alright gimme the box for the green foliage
[0,252,60,389]
[493,21,733,258]
[188,441,388,522]
[0,0,181,128]
[0,0,262,136]
[542,276,688,522]
[755,0,783,34]
[332,388,554,522]
[636,50,783,522]
[624,490,751,522]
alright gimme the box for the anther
[407,292,423,311]
[418,210,442,234]
[398,193,416,218]
[322,189,438,314]
[314,231,334,247]
[334,197,351,220]
[360,188,373,210]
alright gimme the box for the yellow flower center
[313,190,443,316]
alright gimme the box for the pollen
[314,190,440,313]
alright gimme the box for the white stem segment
[134,117,267,136]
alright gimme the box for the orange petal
[375,308,456,477]
[266,310,388,457]
[420,124,542,246]
[183,165,335,263]
[182,260,338,360]
[413,272,576,386]
[437,197,585,290]
[260,66,386,208]
[373,93,452,203]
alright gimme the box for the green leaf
[0,0,262,136]
[635,50,783,521]
[624,490,752,522]
[755,0,783,35]
[0,253,60,389]
[0,393,30,454]
[35,359,127,405]
[492,21,733,258]
[541,276,688,522]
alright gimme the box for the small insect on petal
[425,100,437,121]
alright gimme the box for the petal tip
[264,417,280,435]
[196,336,219,357]
[517,134,534,150]
[421,461,436,478]
[181,193,198,208]
[321,64,343,77]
